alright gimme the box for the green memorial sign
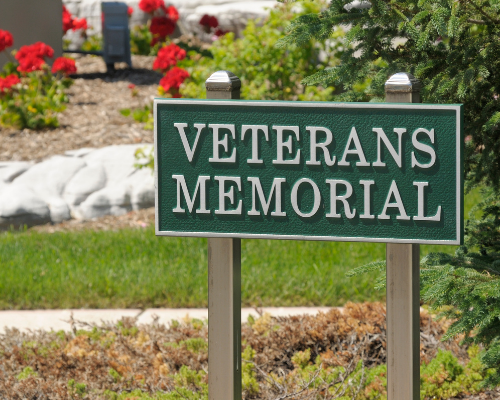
[154,99,463,244]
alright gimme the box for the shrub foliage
[179,0,342,101]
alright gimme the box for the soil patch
[31,207,155,233]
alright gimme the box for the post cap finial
[205,71,241,92]
[385,72,421,94]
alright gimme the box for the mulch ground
[2,302,496,400]
[0,55,158,163]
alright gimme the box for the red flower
[163,5,179,22]
[16,54,45,72]
[128,83,136,89]
[52,57,77,75]
[199,14,218,29]
[0,30,14,52]
[15,42,54,73]
[72,18,88,31]
[0,74,20,93]
[150,16,176,39]
[152,43,186,72]
[150,36,161,47]
[214,28,228,37]
[62,5,74,33]
[159,66,189,91]
[138,0,162,14]
[36,42,54,59]
[16,42,54,61]
[128,6,134,16]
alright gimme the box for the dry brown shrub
[0,303,468,399]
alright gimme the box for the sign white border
[154,100,462,245]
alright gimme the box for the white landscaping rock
[127,168,155,211]
[65,147,96,158]
[0,184,51,229]
[0,161,34,183]
[75,148,154,220]
[13,155,86,223]
[46,197,72,223]
[14,155,86,198]
[0,144,156,229]
[63,163,107,209]
[77,183,132,220]
[83,144,147,183]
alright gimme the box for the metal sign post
[385,73,422,400]
[205,71,242,400]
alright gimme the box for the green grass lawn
[0,189,483,310]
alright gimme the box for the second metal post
[206,71,242,400]
[385,73,421,400]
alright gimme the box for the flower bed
[0,30,77,130]
[0,303,495,400]
[0,55,158,162]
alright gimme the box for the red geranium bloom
[16,54,45,72]
[62,5,74,33]
[138,0,162,14]
[199,14,218,29]
[35,42,54,59]
[152,43,186,72]
[0,30,14,52]
[0,74,20,93]
[72,18,88,31]
[16,42,54,61]
[159,66,189,91]
[214,28,228,37]
[150,16,176,39]
[162,5,179,22]
[150,36,161,47]
[15,42,54,73]
[52,57,77,75]
[128,6,134,16]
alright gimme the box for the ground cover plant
[2,303,496,400]
[0,30,76,130]
[278,0,500,387]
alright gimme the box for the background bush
[179,1,342,101]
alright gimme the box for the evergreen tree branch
[463,0,500,25]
